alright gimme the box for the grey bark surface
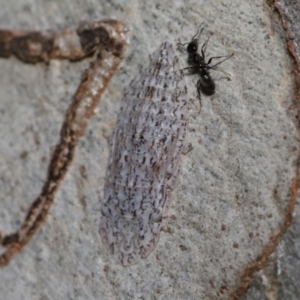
[0,0,299,299]
[241,1,300,299]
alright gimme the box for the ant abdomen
[199,73,215,96]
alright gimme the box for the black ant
[178,24,234,111]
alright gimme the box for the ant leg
[180,66,199,75]
[196,79,203,114]
[200,36,212,60]
[210,66,231,79]
[207,53,234,67]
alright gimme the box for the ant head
[187,40,198,54]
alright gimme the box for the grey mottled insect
[99,41,189,266]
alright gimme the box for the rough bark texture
[241,1,300,299]
[0,0,299,299]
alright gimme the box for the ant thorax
[188,53,206,69]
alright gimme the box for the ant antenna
[177,22,206,48]
[191,22,205,41]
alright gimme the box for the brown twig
[0,19,129,266]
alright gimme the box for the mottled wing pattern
[99,41,188,266]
